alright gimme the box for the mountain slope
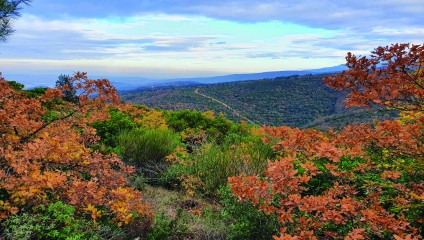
[122,73,396,129]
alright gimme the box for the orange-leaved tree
[324,43,424,112]
[229,43,424,240]
[0,72,152,226]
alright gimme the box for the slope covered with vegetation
[122,74,396,129]
[123,87,236,119]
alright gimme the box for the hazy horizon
[1,64,347,90]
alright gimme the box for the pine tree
[55,74,78,103]
[0,0,31,42]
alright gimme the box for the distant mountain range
[2,64,348,90]
[159,64,348,85]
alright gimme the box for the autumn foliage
[229,43,424,239]
[0,72,151,226]
[324,43,424,112]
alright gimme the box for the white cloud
[24,0,424,30]
[2,0,424,78]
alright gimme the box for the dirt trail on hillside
[194,88,256,124]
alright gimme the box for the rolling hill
[122,74,397,129]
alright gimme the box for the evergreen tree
[56,74,78,103]
[0,0,31,42]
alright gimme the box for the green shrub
[219,185,281,240]
[1,213,42,240]
[146,207,227,240]
[92,109,138,147]
[0,201,140,240]
[159,162,188,189]
[162,135,274,196]
[146,211,188,240]
[117,128,179,179]
[1,202,97,240]
[26,87,48,98]
[166,110,232,143]
[199,138,273,194]
[7,81,24,91]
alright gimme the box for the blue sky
[0,0,423,79]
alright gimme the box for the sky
[0,0,423,80]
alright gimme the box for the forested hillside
[122,74,396,129]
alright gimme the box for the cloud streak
[1,1,423,78]
[25,0,424,30]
